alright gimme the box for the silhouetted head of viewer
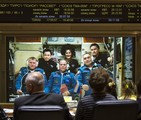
[106,77,117,98]
[25,72,44,94]
[89,67,109,94]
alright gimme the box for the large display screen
[0,3,141,23]
[7,36,135,102]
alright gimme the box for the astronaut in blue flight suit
[76,53,98,96]
[15,57,48,95]
[46,59,77,96]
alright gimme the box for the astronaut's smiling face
[43,51,52,61]
[65,49,72,59]
[83,53,92,67]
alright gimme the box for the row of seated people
[1,67,141,120]
[7,68,141,119]
[15,51,111,98]
[15,43,111,96]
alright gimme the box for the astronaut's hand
[82,84,89,91]
[107,57,113,64]
[17,90,23,95]
[62,91,70,96]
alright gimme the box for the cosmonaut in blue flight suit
[46,59,77,96]
[15,57,48,95]
[76,53,99,96]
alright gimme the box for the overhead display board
[0,3,141,23]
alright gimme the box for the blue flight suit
[15,67,48,94]
[76,64,97,96]
[46,70,77,95]
[76,63,112,96]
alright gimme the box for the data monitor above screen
[0,3,141,23]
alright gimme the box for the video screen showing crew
[8,37,134,102]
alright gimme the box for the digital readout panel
[0,3,140,23]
